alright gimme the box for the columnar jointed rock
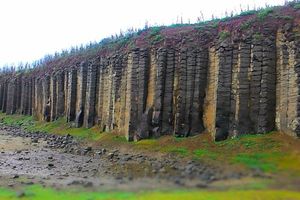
[66,69,77,122]
[75,62,87,127]
[1,18,300,141]
[84,60,98,128]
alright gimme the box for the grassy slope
[0,185,300,200]
[1,112,300,175]
[1,107,299,198]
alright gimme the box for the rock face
[1,8,300,141]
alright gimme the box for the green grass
[219,30,230,41]
[0,185,300,200]
[0,113,102,141]
[193,149,218,160]
[1,112,300,175]
[233,153,280,172]
[257,7,273,21]
[162,147,189,156]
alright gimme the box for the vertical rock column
[84,60,98,128]
[258,36,276,132]
[135,49,151,139]
[0,79,8,112]
[42,76,51,122]
[20,76,29,115]
[174,48,208,137]
[64,71,69,116]
[96,60,104,128]
[276,27,300,137]
[66,69,77,122]
[15,75,22,113]
[230,40,252,137]
[190,48,208,135]
[0,81,3,111]
[110,56,124,131]
[152,48,167,137]
[99,60,113,131]
[75,62,87,127]
[161,48,175,135]
[28,78,33,115]
[50,74,57,121]
[124,50,139,141]
[114,56,128,133]
[174,49,187,137]
[6,78,17,115]
[215,42,233,141]
[56,71,65,118]
[34,78,44,120]
[204,46,219,138]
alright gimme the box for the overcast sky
[0,0,286,66]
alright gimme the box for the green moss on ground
[1,112,300,176]
[0,185,300,200]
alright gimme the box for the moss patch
[1,112,300,176]
[0,185,300,200]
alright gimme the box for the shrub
[219,30,231,41]
[257,7,273,21]
[240,20,254,30]
[294,3,300,9]
[239,10,257,17]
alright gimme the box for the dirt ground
[0,124,299,194]
[0,125,256,192]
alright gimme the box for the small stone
[12,175,19,179]
[48,163,54,168]
[32,139,38,143]
[108,153,114,159]
[84,147,92,152]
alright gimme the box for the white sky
[0,0,286,66]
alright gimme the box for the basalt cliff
[1,4,300,141]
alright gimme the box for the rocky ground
[0,124,253,191]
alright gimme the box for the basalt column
[151,48,167,137]
[174,48,208,137]
[50,74,57,121]
[203,46,219,139]
[113,55,128,134]
[259,35,276,133]
[56,71,65,118]
[276,27,300,137]
[248,34,277,134]
[99,59,114,131]
[6,78,17,115]
[110,56,123,132]
[124,50,139,141]
[15,75,22,113]
[190,48,208,135]
[0,81,3,111]
[84,60,98,128]
[135,49,150,139]
[20,76,29,115]
[1,80,7,112]
[64,71,69,116]
[34,78,44,120]
[229,40,252,137]
[66,69,77,122]
[75,62,87,127]
[160,48,175,135]
[42,76,51,122]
